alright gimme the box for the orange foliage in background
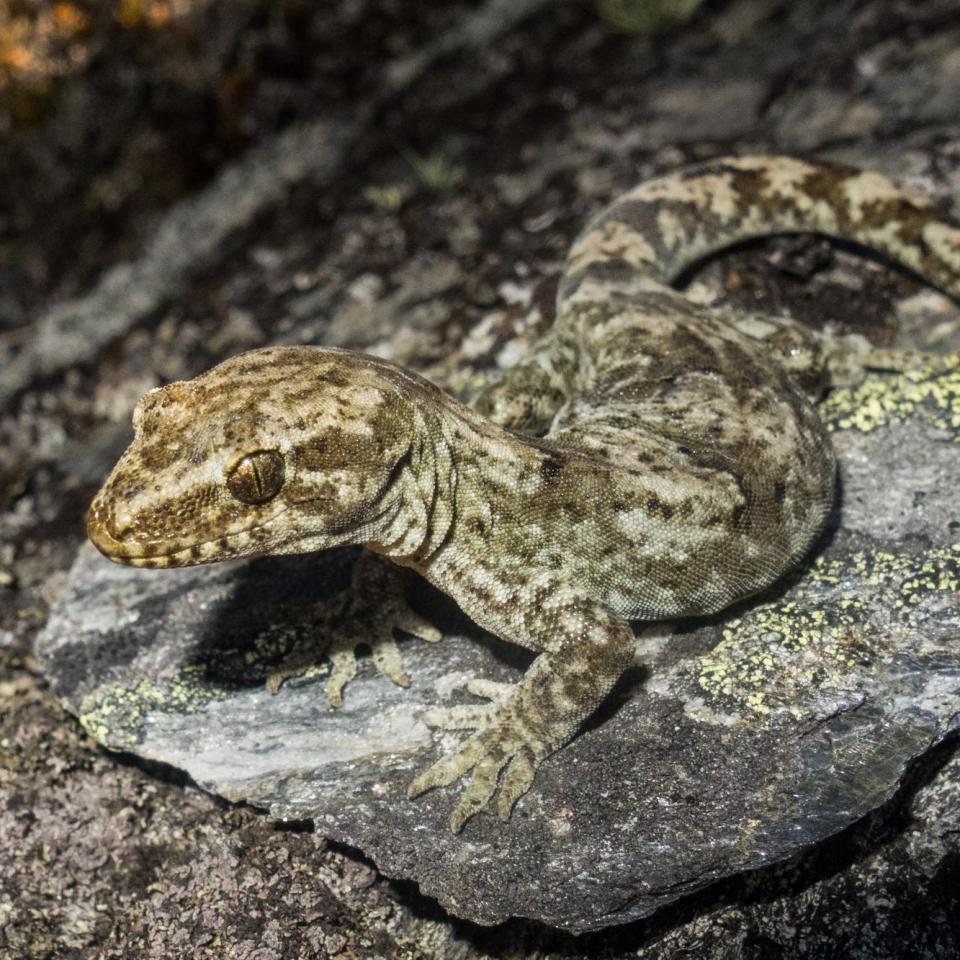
[0,0,202,93]
[114,0,184,30]
[0,2,88,89]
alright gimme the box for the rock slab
[36,361,960,932]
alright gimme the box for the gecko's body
[88,157,960,831]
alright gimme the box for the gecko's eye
[227,450,285,504]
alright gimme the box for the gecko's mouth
[88,523,240,568]
[85,496,294,569]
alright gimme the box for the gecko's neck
[363,386,547,571]
[361,396,458,566]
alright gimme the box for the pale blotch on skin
[89,156,960,832]
[567,219,658,275]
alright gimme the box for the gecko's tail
[560,155,960,302]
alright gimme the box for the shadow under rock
[191,546,533,688]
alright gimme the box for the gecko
[87,156,960,832]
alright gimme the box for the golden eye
[226,450,285,504]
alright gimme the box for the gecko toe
[449,758,504,832]
[394,609,444,644]
[265,643,327,695]
[422,703,491,730]
[496,748,538,820]
[407,735,486,798]
[370,634,411,687]
[324,647,359,708]
[421,676,516,731]
[463,678,513,702]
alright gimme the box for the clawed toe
[370,634,411,688]
[496,748,537,820]
[324,645,360,707]
[408,704,546,832]
[421,703,491,730]
[463,677,513,702]
[263,557,443,707]
[394,609,443,644]
[265,642,327,694]
[407,738,483,798]
[420,676,515,731]
[449,757,505,832]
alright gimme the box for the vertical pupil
[251,458,264,498]
[228,451,282,503]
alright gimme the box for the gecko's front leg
[408,594,636,832]
[266,550,442,706]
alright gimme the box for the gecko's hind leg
[266,551,441,706]
[473,329,575,435]
[723,305,957,392]
[820,332,959,385]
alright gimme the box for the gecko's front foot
[266,553,441,707]
[408,679,547,832]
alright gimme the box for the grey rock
[627,739,960,960]
[383,0,556,92]
[872,32,960,131]
[643,78,767,145]
[36,360,960,932]
[773,87,882,152]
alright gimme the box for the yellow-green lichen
[694,601,878,718]
[78,667,235,747]
[598,0,704,34]
[206,608,333,684]
[819,356,960,439]
[78,616,332,747]
[688,544,959,718]
[811,545,960,612]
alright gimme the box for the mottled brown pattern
[88,157,960,832]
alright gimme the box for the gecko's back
[471,156,960,623]
[89,156,960,832]
[543,296,834,620]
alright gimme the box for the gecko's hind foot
[266,554,441,707]
[420,677,514,730]
[409,679,546,832]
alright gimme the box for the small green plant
[598,0,704,34]
[402,147,467,193]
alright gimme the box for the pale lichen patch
[78,669,235,747]
[684,544,959,719]
[77,614,331,747]
[819,358,960,439]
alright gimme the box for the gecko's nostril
[87,510,116,554]
[86,496,135,553]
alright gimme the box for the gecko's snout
[86,494,133,562]
[86,490,164,565]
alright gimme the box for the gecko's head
[87,346,421,568]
